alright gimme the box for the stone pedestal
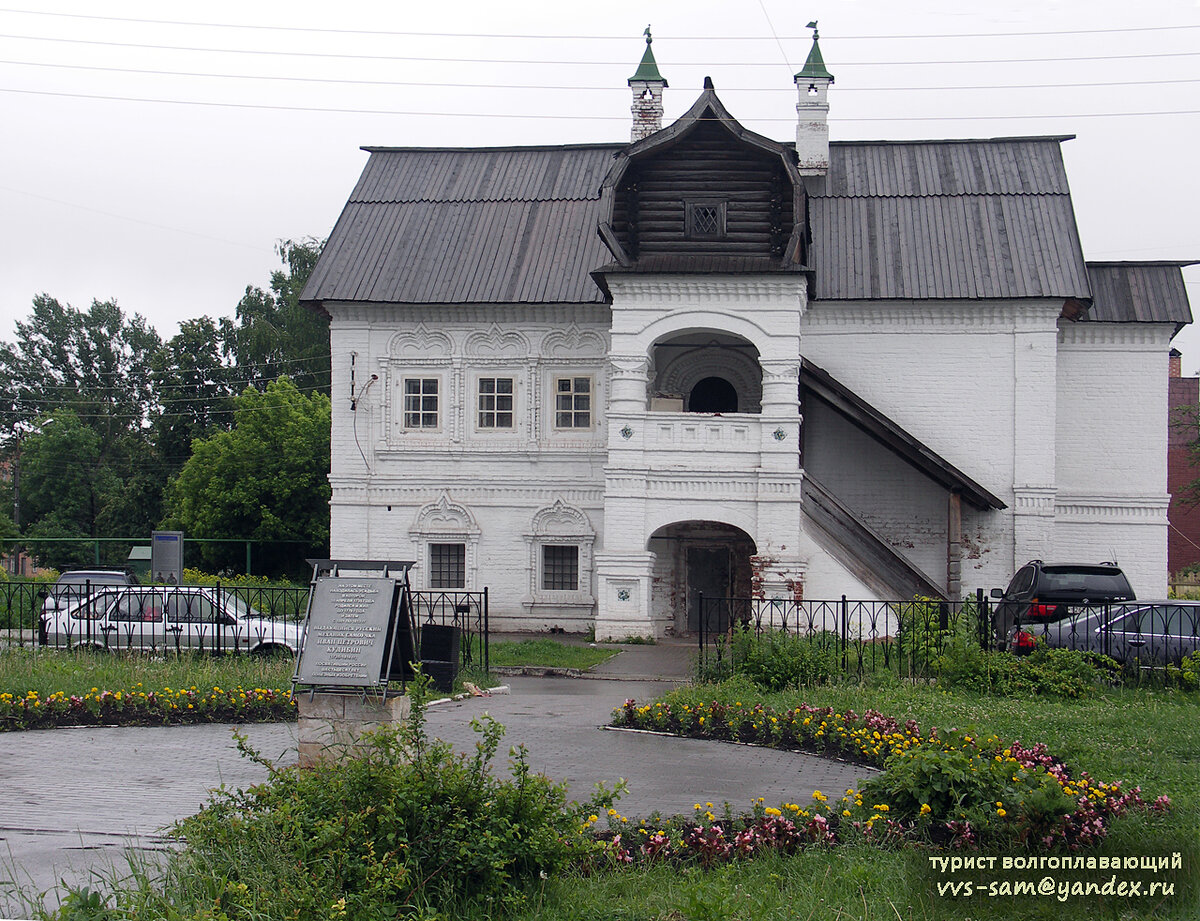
[296,692,411,767]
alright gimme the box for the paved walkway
[0,642,871,916]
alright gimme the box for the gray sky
[2,0,1198,368]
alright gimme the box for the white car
[43,586,303,655]
[41,570,137,617]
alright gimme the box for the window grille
[429,543,465,589]
[542,545,579,591]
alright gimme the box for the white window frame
[475,375,516,432]
[553,375,594,430]
[402,376,442,431]
[541,544,580,592]
[428,542,467,589]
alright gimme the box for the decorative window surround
[409,492,481,590]
[523,499,596,610]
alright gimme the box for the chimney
[1170,348,1182,379]
[629,26,667,142]
[794,22,834,175]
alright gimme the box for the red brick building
[1168,349,1200,576]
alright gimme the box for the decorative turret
[629,26,667,142]
[794,22,834,175]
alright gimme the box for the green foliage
[60,679,608,919]
[227,238,330,396]
[726,628,839,690]
[164,378,331,578]
[938,640,1107,698]
[1166,650,1200,691]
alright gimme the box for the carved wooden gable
[598,83,807,270]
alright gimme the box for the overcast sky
[2,0,1198,368]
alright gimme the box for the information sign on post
[295,577,406,687]
[151,530,184,585]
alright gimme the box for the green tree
[151,316,239,472]
[225,239,329,396]
[163,379,331,578]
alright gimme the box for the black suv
[990,561,1135,650]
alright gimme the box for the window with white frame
[428,543,465,589]
[403,377,440,429]
[554,376,592,429]
[477,377,514,429]
[541,545,579,591]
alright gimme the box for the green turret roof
[795,23,834,82]
[629,25,667,85]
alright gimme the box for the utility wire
[3,32,1199,67]
[2,57,1198,93]
[1,8,1197,41]
[3,86,1198,121]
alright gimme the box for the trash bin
[419,624,460,693]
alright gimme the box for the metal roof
[810,138,1090,301]
[302,136,1099,309]
[1084,262,1196,329]
[303,146,619,307]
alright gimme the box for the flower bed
[611,697,1169,858]
[0,683,296,730]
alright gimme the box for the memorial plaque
[295,577,402,687]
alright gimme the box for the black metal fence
[0,579,489,675]
[697,591,988,683]
[696,591,1200,684]
[410,588,489,673]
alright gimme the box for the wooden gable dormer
[597,79,808,272]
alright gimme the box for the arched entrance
[648,521,756,634]
[649,331,762,414]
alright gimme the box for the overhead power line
[3,32,1199,67]
[3,57,1198,94]
[1,7,1198,41]
[3,86,1198,122]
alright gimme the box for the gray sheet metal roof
[811,138,1090,301]
[303,146,619,306]
[303,136,1097,308]
[1084,262,1195,329]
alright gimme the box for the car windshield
[1038,568,1132,598]
[224,595,262,620]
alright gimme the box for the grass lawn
[498,680,1199,921]
[489,638,620,671]
[0,647,295,699]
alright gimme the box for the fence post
[483,587,489,673]
[976,588,987,651]
[697,591,705,672]
[840,595,848,670]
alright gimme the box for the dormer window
[685,199,726,239]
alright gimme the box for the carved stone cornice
[803,301,1061,330]
[607,276,807,305]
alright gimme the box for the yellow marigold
[765,807,782,817]
[920,804,932,815]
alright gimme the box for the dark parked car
[990,561,1135,650]
[1013,601,1200,664]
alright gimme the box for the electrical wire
[1,57,1198,93]
[3,86,1197,121]
[3,31,1199,67]
[1,7,1197,41]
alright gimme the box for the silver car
[44,586,302,655]
[1014,602,1200,664]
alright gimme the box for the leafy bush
[727,628,839,690]
[937,640,1107,698]
[58,678,611,920]
[1166,650,1200,691]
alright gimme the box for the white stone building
[301,33,1192,639]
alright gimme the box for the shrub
[725,628,840,691]
[937,641,1108,698]
[66,678,611,920]
[1166,650,1200,691]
